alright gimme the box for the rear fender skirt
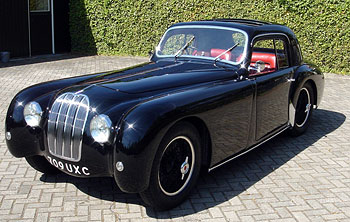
[289,102,296,127]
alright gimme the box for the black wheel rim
[295,87,311,127]
[158,136,195,196]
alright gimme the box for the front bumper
[5,119,156,193]
[6,125,114,178]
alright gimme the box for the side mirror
[236,68,249,80]
[148,50,155,61]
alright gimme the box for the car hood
[94,60,237,94]
[49,60,239,120]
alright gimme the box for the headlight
[23,101,42,127]
[90,114,112,143]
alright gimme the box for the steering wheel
[186,46,198,54]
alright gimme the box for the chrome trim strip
[74,84,95,95]
[208,126,290,172]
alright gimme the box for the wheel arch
[174,116,212,170]
[292,63,324,108]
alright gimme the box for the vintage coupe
[6,19,324,210]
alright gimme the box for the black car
[6,19,324,210]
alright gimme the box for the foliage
[30,0,49,11]
[69,0,350,74]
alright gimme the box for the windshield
[156,25,248,65]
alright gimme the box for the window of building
[30,0,50,12]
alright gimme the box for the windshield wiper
[214,43,239,64]
[174,36,195,60]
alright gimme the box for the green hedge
[70,0,350,74]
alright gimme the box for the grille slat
[55,94,73,156]
[48,93,89,162]
[71,96,89,160]
[47,98,63,154]
[62,96,83,158]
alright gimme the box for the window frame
[250,33,292,75]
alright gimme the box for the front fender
[113,85,215,193]
[112,99,181,193]
[6,93,53,158]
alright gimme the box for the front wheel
[140,122,202,210]
[289,82,314,136]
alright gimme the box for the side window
[253,39,274,50]
[250,37,290,75]
[291,39,303,65]
[275,39,289,69]
[251,39,277,74]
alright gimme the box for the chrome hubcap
[305,103,311,113]
[180,156,190,180]
[158,136,195,196]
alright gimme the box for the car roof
[170,19,297,41]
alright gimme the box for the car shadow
[0,53,89,69]
[40,109,345,218]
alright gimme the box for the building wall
[0,0,30,57]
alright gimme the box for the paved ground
[0,55,349,222]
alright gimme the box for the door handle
[287,78,295,82]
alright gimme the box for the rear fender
[288,64,324,125]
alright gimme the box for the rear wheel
[25,155,60,174]
[140,122,201,210]
[289,82,314,136]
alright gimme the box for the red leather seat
[251,52,276,69]
[210,49,232,61]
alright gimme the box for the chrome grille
[47,93,89,162]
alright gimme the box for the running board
[208,126,290,172]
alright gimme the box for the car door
[249,35,293,141]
